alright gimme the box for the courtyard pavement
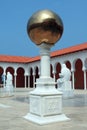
[0,88,87,130]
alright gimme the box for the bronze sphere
[27,10,63,45]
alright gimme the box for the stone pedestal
[25,94,68,124]
[24,78,69,125]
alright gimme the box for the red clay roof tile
[0,42,87,63]
[51,42,87,57]
[0,55,31,63]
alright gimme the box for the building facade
[0,42,87,90]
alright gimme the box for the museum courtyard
[0,88,87,130]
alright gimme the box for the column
[53,70,56,81]
[82,68,87,90]
[14,74,17,88]
[33,72,35,88]
[24,75,27,88]
[14,70,17,88]
[3,74,6,88]
[71,69,75,90]
[39,44,51,78]
[24,43,69,125]
[3,69,6,88]
[38,68,40,78]
[28,75,30,88]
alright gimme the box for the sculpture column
[40,44,51,78]
[24,43,69,125]
[24,9,69,125]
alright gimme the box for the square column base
[24,89,70,125]
[24,113,70,125]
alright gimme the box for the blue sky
[0,0,87,57]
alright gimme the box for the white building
[0,42,87,90]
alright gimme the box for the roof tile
[0,42,87,63]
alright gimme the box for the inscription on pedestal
[29,94,62,116]
[45,96,62,115]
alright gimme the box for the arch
[6,67,14,74]
[16,67,25,87]
[74,59,84,89]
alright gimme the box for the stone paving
[0,88,87,130]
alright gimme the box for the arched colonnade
[0,50,87,90]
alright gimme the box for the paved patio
[0,88,87,130]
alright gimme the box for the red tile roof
[0,55,31,63]
[27,42,87,63]
[51,42,87,58]
[0,42,87,63]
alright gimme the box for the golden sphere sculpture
[27,10,63,45]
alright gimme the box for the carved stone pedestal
[24,77,69,125]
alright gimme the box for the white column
[28,75,30,88]
[33,72,35,88]
[3,69,6,88]
[14,75,17,88]
[82,68,86,90]
[71,69,75,90]
[24,75,27,88]
[38,68,40,78]
[3,74,6,88]
[53,70,56,81]
[24,43,69,125]
[14,70,17,88]
[39,44,51,78]
[84,70,86,90]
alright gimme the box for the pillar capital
[33,71,35,76]
[39,43,53,56]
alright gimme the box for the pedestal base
[24,86,70,125]
[24,113,70,125]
